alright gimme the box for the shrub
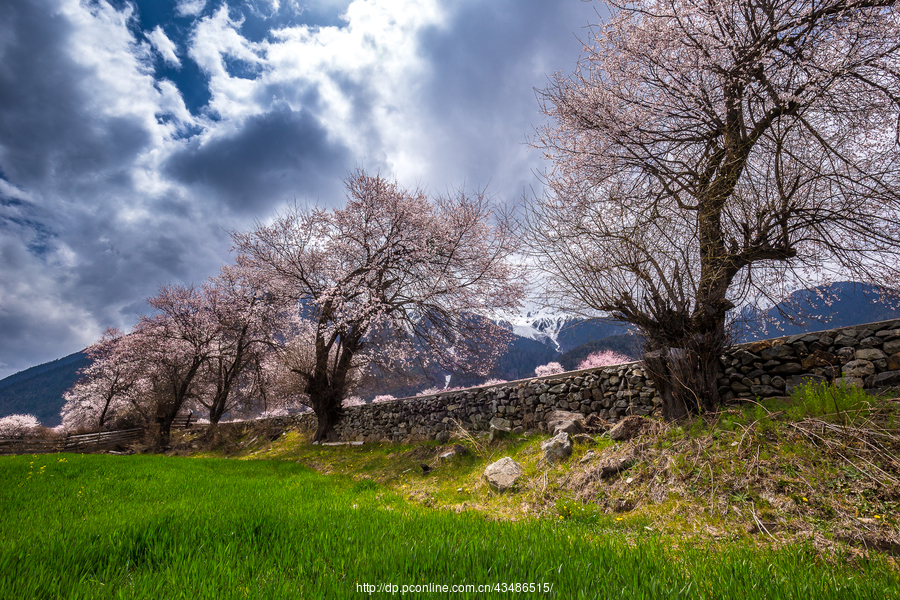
[788,380,874,424]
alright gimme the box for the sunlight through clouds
[0,0,598,377]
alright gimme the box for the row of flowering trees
[63,171,525,444]
[61,265,294,444]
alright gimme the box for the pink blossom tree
[577,350,632,370]
[342,395,365,407]
[530,0,900,419]
[191,264,288,424]
[61,328,142,432]
[0,414,41,437]
[233,170,524,441]
[133,284,220,446]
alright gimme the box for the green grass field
[1,452,897,598]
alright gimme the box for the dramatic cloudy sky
[0,0,603,379]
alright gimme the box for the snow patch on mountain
[508,308,575,352]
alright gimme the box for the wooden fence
[0,411,199,455]
[171,412,198,429]
[0,428,144,455]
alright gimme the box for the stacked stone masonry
[285,318,900,443]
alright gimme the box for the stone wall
[719,319,900,400]
[283,318,900,443]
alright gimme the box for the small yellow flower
[616,517,623,521]
[802,497,808,502]
[875,515,882,519]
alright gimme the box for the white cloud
[188,5,267,122]
[0,179,35,203]
[175,0,207,18]
[146,25,181,67]
[60,0,194,137]
[187,0,446,178]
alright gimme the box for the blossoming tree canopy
[61,328,141,433]
[0,414,41,437]
[233,170,525,441]
[530,0,900,419]
[191,264,290,425]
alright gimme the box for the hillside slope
[0,352,89,427]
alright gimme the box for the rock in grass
[489,417,512,442]
[483,457,524,492]
[546,410,585,436]
[608,415,651,441]
[541,432,573,462]
[489,416,512,431]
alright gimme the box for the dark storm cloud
[0,0,227,378]
[165,103,351,212]
[0,0,152,189]
[416,0,601,197]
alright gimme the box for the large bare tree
[233,170,524,441]
[529,0,900,418]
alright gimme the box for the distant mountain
[556,320,631,354]
[734,281,900,342]
[508,308,575,351]
[491,335,558,380]
[0,352,89,427]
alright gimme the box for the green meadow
[1,452,897,599]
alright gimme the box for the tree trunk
[98,399,111,432]
[209,398,225,424]
[312,401,342,442]
[154,414,175,448]
[643,334,722,421]
[306,370,346,442]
